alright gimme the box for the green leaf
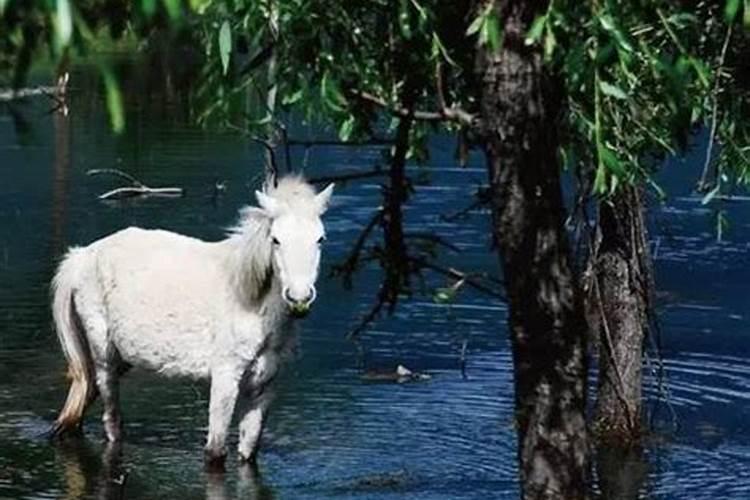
[433,287,456,304]
[599,80,628,100]
[338,116,355,141]
[431,33,458,66]
[189,0,211,14]
[744,0,750,28]
[725,0,741,22]
[141,0,157,17]
[598,14,634,53]
[56,0,73,49]
[543,26,556,60]
[466,11,485,36]
[0,0,8,15]
[599,145,626,177]
[320,72,347,112]
[101,67,125,134]
[162,0,181,21]
[482,11,502,51]
[593,164,608,194]
[525,14,547,46]
[282,89,303,106]
[218,21,232,75]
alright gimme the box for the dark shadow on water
[594,444,649,500]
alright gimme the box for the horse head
[255,179,334,317]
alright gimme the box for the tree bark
[476,2,589,498]
[587,186,650,441]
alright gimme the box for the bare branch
[308,169,387,185]
[411,257,506,301]
[351,90,476,128]
[98,186,184,200]
[87,168,183,200]
[287,138,394,147]
[87,169,144,187]
[440,187,491,222]
[332,209,384,287]
[347,286,388,340]
[406,232,462,253]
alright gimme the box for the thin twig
[308,169,387,185]
[287,138,394,147]
[87,169,144,187]
[406,232,463,253]
[440,187,491,222]
[86,169,183,200]
[351,90,476,127]
[412,258,506,300]
[332,210,384,286]
[98,186,183,200]
[226,124,279,186]
[347,286,389,340]
[697,24,733,192]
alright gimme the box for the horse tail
[50,248,96,438]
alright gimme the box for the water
[1,64,750,499]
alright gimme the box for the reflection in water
[51,88,71,258]
[55,438,277,500]
[56,440,126,500]
[207,466,274,500]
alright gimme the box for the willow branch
[697,24,733,192]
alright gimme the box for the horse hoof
[204,448,228,473]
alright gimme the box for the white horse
[50,176,334,468]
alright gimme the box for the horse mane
[264,174,318,213]
[226,175,317,306]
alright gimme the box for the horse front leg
[205,370,240,471]
[237,391,271,465]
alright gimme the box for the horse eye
[272,236,280,246]
[317,236,326,245]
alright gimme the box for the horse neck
[224,219,274,307]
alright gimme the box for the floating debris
[360,364,431,384]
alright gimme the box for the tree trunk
[476,1,589,498]
[587,186,651,441]
[381,110,413,309]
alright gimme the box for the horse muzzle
[283,286,316,318]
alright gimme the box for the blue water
[1,65,750,499]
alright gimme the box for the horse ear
[255,190,281,217]
[315,183,335,214]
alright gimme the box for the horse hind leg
[95,364,122,442]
